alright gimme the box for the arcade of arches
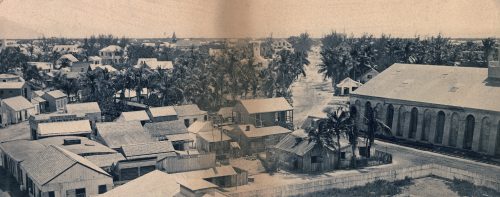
[351,98,500,156]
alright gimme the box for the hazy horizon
[0,0,499,39]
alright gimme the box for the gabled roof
[187,121,213,134]
[96,121,154,149]
[58,54,79,62]
[173,104,206,117]
[121,141,175,159]
[237,125,292,138]
[21,145,110,186]
[45,90,67,99]
[89,64,117,72]
[66,102,101,115]
[31,97,46,104]
[165,133,193,142]
[239,97,292,114]
[144,120,188,137]
[352,63,500,112]
[274,134,317,156]
[336,77,363,88]
[37,120,92,137]
[148,106,177,118]
[217,107,233,119]
[197,131,231,142]
[99,45,122,52]
[117,110,150,122]
[2,96,34,111]
[0,140,45,162]
[97,170,180,197]
[173,166,237,180]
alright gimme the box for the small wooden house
[233,97,293,129]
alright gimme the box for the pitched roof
[165,133,194,142]
[31,97,46,103]
[143,120,188,137]
[121,141,175,159]
[336,77,363,88]
[45,90,67,99]
[21,145,110,186]
[239,97,292,114]
[37,120,92,137]
[89,64,117,72]
[352,63,500,112]
[99,45,122,52]
[274,134,317,156]
[2,96,34,111]
[96,121,154,149]
[84,153,124,169]
[0,140,45,162]
[58,54,79,62]
[217,107,233,119]
[177,179,218,191]
[238,125,292,138]
[97,170,180,197]
[197,131,231,142]
[117,110,150,122]
[66,102,101,115]
[36,136,116,155]
[187,121,213,134]
[148,106,177,118]
[173,166,237,180]
[173,104,206,117]
[85,153,125,168]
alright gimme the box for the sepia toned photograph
[0,0,499,196]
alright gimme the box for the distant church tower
[171,32,177,43]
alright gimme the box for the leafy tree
[288,32,313,55]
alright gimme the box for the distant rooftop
[239,97,293,114]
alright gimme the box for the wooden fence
[228,164,500,197]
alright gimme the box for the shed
[147,106,177,122]
[336,77,362,96]
[36,119,92,139]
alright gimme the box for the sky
[0,0,499,39]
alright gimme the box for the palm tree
[308,107,352,168]
[362,106,392,158]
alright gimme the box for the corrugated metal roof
[84,153,125,168]
[21,145,110,185]
[2,96,34,111]
[96,121,154,149]
[144,120,188,137]
[274,135,316,156]
[0,140,45,162]
[37,120,92,136]
[121,141,175,159]
[352,63,500,112]
[239,97,293,114]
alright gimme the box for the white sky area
[0,0,498,38]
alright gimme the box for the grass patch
[297,176,413,197]
[446,178,500,197]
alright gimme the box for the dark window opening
[311,156,323,163]
[98,185,107,194]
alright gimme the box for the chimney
[488,47,500,81]
[245,125,251,131]
[63,138,81,145]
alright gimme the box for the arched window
[386,104,394,130]
[463,115,475,150]
[365,102,373,119]
[408,107,418,139]
[421,110,432,141]
[449,113,459,147]
[479,117,491,153]
[496,121,500,156]
[396,106,405,137]
[434,111,445,144]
